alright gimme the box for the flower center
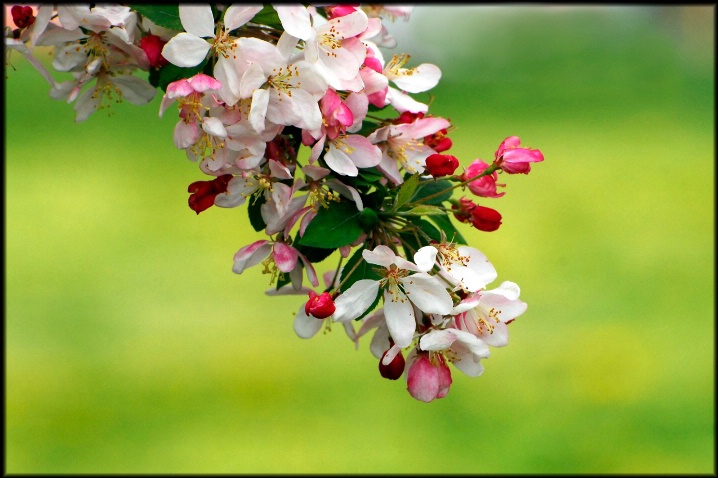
[268,65,300,99]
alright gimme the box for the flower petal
[223,5,263,31]
[179,5,215,38]
[401,272,453,315]
[333,279,381,322]
[293,305,324,339]
[383,290,416,348]
[162,32,210,68]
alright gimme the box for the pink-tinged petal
[391,63,441,93]
[479,321,509,348]
[276,31,299,61]
[166,79,194,99]
[324,143,359,176]
[325,179,363,211]
[377,151,403,185]
[345,92,369,132]
[173,120,201,149]
[236,37,286,75]
[362,245,397,268]
[330,10,369,38]
[187,73,222,92]
[480,293,527,323]
[223,5,263,31]
[497,136,521,154]
[274,242,299,272]
[503,148,544,164]
[419,329,458,351]
[400,117,452,139]
[386,86,428,114]
[491,281,522,301]
[299,208,317,237]
[110,76,156,105]
[340,135,382,168]
[274,5,312,40]
[298,252,320,287]
[406,353,441,402]
[343,321,359,347]
[303,165,331,181]
[159,95,176,118]
[293,305,324,339]
[383,290,416,348]
[451,295,482,315]
[162,32,210,68]
[179,5,215,38]
[318,44,363,81]
[233,240,271,273]
[201,117,227,138]
[401,273,453,315]
[333,279,381,322]
[413,246,438,273]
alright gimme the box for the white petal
[401,273,453,315]
[240,62,267,99]
[333,279,380,322]
[293,306,324,339]
[362,245,396,268]
[224,5,263,31]
[391,63,441,93]
[383,290,416,348]
[179,5,215,38]
[274,5,312,40]
[201,117,228,137]
[413,246,438,272]
[162,33,211,68]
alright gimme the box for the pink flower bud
[11,5,35,29]
[494,136,544,174]
[325,5,359,19]
[425,153,459,177]
[464,159,505,198]
[305,291,336,319]
[406,353,452,402]
[379,348,405,380]
[140,34,169,69]
[470,205,502,232]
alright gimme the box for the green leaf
[394,174,420,211]
[249,5,283,29]
[402,205,447,216]
[411,179,454,206]
[340,247,383,293]
[298,201,363,249]
[429,214,467,245]
[248,193,267,232]
[130,5,183,31]
[294,242,336,264]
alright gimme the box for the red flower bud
[187,174,232,214]
[394,111,424,125]
[379,348,405,380]
[304,291,336,319]
[424,128,452,153]
[11,5,35,29]
[139,34,169,68]
[425,153,459,177]
[470,205,502,232]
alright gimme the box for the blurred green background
[5,5,714,474]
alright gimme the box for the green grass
[5,6,714,474]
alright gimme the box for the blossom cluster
[6,4,544,402]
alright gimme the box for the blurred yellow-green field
[5,6,714,474]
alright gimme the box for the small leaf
[340,247,383,293]
[131,5,183,31]
[411,179,453,206]
[402,205,447,216]
[248,193,267,232]
[429,214,467,245]
[394,173,420,211]
[298,200,363,249]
